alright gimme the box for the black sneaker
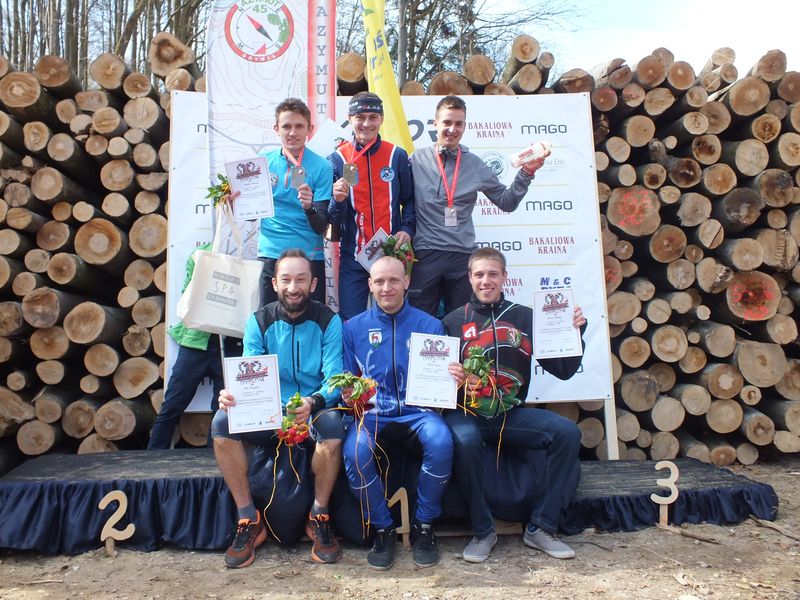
[410,521,439,568]
[367,526,396,570]
[224,513,267,568]
[306,513,342,564]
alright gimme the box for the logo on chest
[462,322,478,340]
[368,329,382,347]
[380,166,395,182]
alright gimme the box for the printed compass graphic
[224,1,294,62]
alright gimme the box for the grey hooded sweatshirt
[409,144,534,253]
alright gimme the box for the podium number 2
[98,490,135,555]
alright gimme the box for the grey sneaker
[462,531,498,563]
[523,525,575,559]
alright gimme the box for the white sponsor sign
[335,94,613,408]
[172,92,615,451]
[166,91,215,413]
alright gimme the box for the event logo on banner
[335,94,613,404]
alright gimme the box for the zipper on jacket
[490,304,501,418]
[291,324,301,394]
[367,152,376,234]
[392,314,401,416]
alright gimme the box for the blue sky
[510,0,799,77]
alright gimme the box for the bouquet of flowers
[206,173,231,208]
[462,346,496,409]
[277,392,311,447]
[328,372,378,417]
[382,235,416,277]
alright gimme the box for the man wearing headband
[328,91,416,320]
[407,95,549,316]
[255,98,333,306]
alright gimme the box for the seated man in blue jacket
[212,249,343,568]
[341,256,464,570]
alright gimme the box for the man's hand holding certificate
[225,157,275,221]
[221,354,283,433]
[533,289,585,359]
[405,333,461,409]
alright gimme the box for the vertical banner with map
[166,2,336,413]
[204,0,337,257]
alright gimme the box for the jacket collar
[469,292,506,313]
[435,143,469,158]
[353,134,382,155]
[372,299,409,321]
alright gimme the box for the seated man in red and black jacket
[443,247,587,564]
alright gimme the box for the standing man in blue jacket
[256,98,333,306]
[328,92,416,319]
[341,256,464,570]
[212,250,343,568]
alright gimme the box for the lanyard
[348,138,376,164]
[434,147,462,208]
[282,147,304,186]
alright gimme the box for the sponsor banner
[336,94,613,403]
[166,91,216,412]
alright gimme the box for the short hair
[436,95,467,116]
[275,98,311,125]
[275,248,313,275]
[468,247,506,273]
[369,255,405,276]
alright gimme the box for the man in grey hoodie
[406,95,549,316]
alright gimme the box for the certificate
[225,157,275,221]
[533,288,583,359]
[223,354,283,433]
[355,227,390,272]
[405,332,459,409]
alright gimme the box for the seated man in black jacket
[443,247,587,564]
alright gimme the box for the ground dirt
[1,456,799,600]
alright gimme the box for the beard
[278,290,311,314]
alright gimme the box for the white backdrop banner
[170,92,614,409]
[336,93,613,404]
[166,91,215,412]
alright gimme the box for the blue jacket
[243,300,342,410]
[342,301,444,416]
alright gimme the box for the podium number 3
[98,490,135,555]
[650,460,680,526]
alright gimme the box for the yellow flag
[362,0,414,154]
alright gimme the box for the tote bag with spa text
[176,203,262,337]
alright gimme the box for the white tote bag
[176,203,263,337]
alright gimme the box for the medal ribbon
[347,138,376,166]
[434,148,462,208]
[282,147,305,187]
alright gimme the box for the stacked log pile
[0,33,212,471]
[1,33,799,471]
